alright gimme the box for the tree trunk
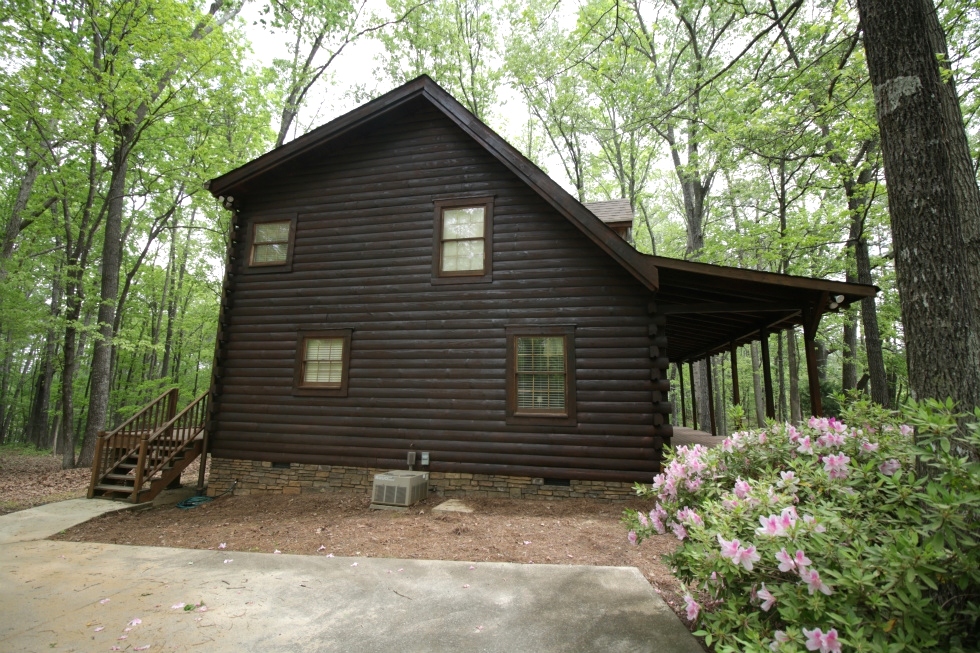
[842,315,858,391]
[714,354,727,437]
[28,274,63,448]
[750,342,766,427]
[776,331,787,422]
[693,359,711,434]
[854,239,890,406]
[78,126,134,468]
[856,0,980,411]
[787,327,802,423]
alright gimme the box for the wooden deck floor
[669,426,719,449]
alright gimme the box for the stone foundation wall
[207,458,638,501]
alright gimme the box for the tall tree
[856,0,980,411]
[381,0,501,122]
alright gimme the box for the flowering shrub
[625,398,980,653]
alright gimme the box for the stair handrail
[130,391,209,501]
[88,388,178,498]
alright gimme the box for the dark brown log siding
[212,100,663,482]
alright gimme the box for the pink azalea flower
[796,436,814,454]
[721,438,734,453]
[803,627,842,653]
[757,582,776,611]
[722,498,739,511]
[758,431,767,444]
[627,530,638,545]
[684,477,702,492]
[756,514,786,537]
[778,470,796,487]
[770,630,790,651]
[879,459,901,476]
[676,507,704,527]
[778,506,799,532]
[801,568,833,595]
[218,543,226,549]
[822,453,851,479]
[787,425,801,443]
[734,544,761,571]
[671,522,688,541]
[637,511,649,527]
[775,547,811,572]
[683,594,700,621]
[829,417,846,433]
[860,441,879,453]
[802,514,826,533]
[899,424,914,437]
[718,534,742,561]
[734,477,751,499]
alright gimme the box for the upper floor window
[432,197,493,283]
[246,215,296,273]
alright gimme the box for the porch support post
[678,363,687,427]
[688,360,698,431]
[706,356,717,436]
[759,327,776,420]
[730,342,741,408]
[802,300,827,417]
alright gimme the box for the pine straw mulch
[49,490,695,628]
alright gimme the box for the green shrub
[625,398,980,652]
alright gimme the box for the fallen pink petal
[128,618,141,626]
[99,598,110,605]
[462,584,470,588]
[171,603,185,610]
[134,646,151,651]
[351,562,358,567]
[94,626,104,632]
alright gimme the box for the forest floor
[2,449,694,630]
[0,448,91,515]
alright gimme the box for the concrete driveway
[0,499,704,653]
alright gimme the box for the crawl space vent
[371,470,429,507]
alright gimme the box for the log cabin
[196,76,876,501]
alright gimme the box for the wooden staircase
[88,389,209,503]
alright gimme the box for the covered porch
[652,256,878,437]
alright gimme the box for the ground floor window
[294,330,351,396]
[506,326,576,426]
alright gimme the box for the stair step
[105,474,136,482]
[93,484,134,494]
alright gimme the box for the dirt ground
[2,451,694,630]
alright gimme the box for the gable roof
[208,76,877,363]
[208,75,660,292]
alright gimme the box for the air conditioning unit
[371,470,429,507]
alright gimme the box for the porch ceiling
[651,256,878,362]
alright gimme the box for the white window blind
[252,221,290,264]
[516,336,566,410]
[441,207,484,272]
[304,338,344,385]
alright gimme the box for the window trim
[293,329,352,397]
[431,196,493,284]
[505,325,577,426]
[244,214,297,274]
